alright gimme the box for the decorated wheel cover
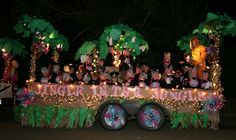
[100,103,127,130]
[137,104,165,130]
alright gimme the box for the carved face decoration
[190,37,200,50]
[202,71,209,81]
[174,70,182,78]
[86,56,92,64]
[141,65,149,73]
[126,70,135,79]
[53,65,60,73]
[189,67,197,78]
[163,52,171,66]
[100,72,110,81]
[41,67,49,77]
[12,60,19,68]
[76,72,83,80]
[63,64,74,74]
[62,73,72,83]
[91,72,99,80]
[164,65,173,75]
[123,49,130,56]
[152,71,161,80]
[98,59,104,66]
[139,72,147,81]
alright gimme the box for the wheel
[137,104,165,130]
[100,103,127,130]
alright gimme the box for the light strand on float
[1,49,12,81]
[92,49,99,73]
[52,50,59,63]
[208,29,223,95]
[29,45,37,82]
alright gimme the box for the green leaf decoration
[225,21,235,30]
[35,106,41,127]
[0,38,27,57]
[74,41,97,61]
[177,33,209,53]
[50,35,69,51]
[68,108,77,128]
[202,27,209,34]
[170,111,179,128]
[98,24,149,59]
[13,106,23,121]
[45,106,55,126]
[202,114,209,128]
[28,19,50,32]
[191,113,199,127]
[178,12,236,53]
[110,28,122,40]
[79,108,88,127]
[14,105,97,128]
[170,112,210,129]
[84,109,96,127]
[206,12,219,21]
[27,106,35,127]
[14,14,69,54]
[55,108,66,128]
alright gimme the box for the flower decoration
[16,87,35,107]
[202,94,223,113]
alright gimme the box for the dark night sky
[0,0,236,95]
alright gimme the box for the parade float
[12,12,236,130]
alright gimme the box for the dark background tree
[0,0,235,96]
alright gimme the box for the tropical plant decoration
[14,15,69,81]
[0,38,27,57]
[177,12,236,54]
[74,41,100,72]
[177,34,210,54]
[74,41,98,61]
[177,12,236,95]
[98,24,149,59]
[193,12,236,36]
[0,38,27,82]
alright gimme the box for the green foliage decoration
[13,105,96,128]
[177,12,236,53]
[170,111,209,129]
[74,41,98,61]
[14,14,69,52]
[98,24,149,59]
[0,38,27,57]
